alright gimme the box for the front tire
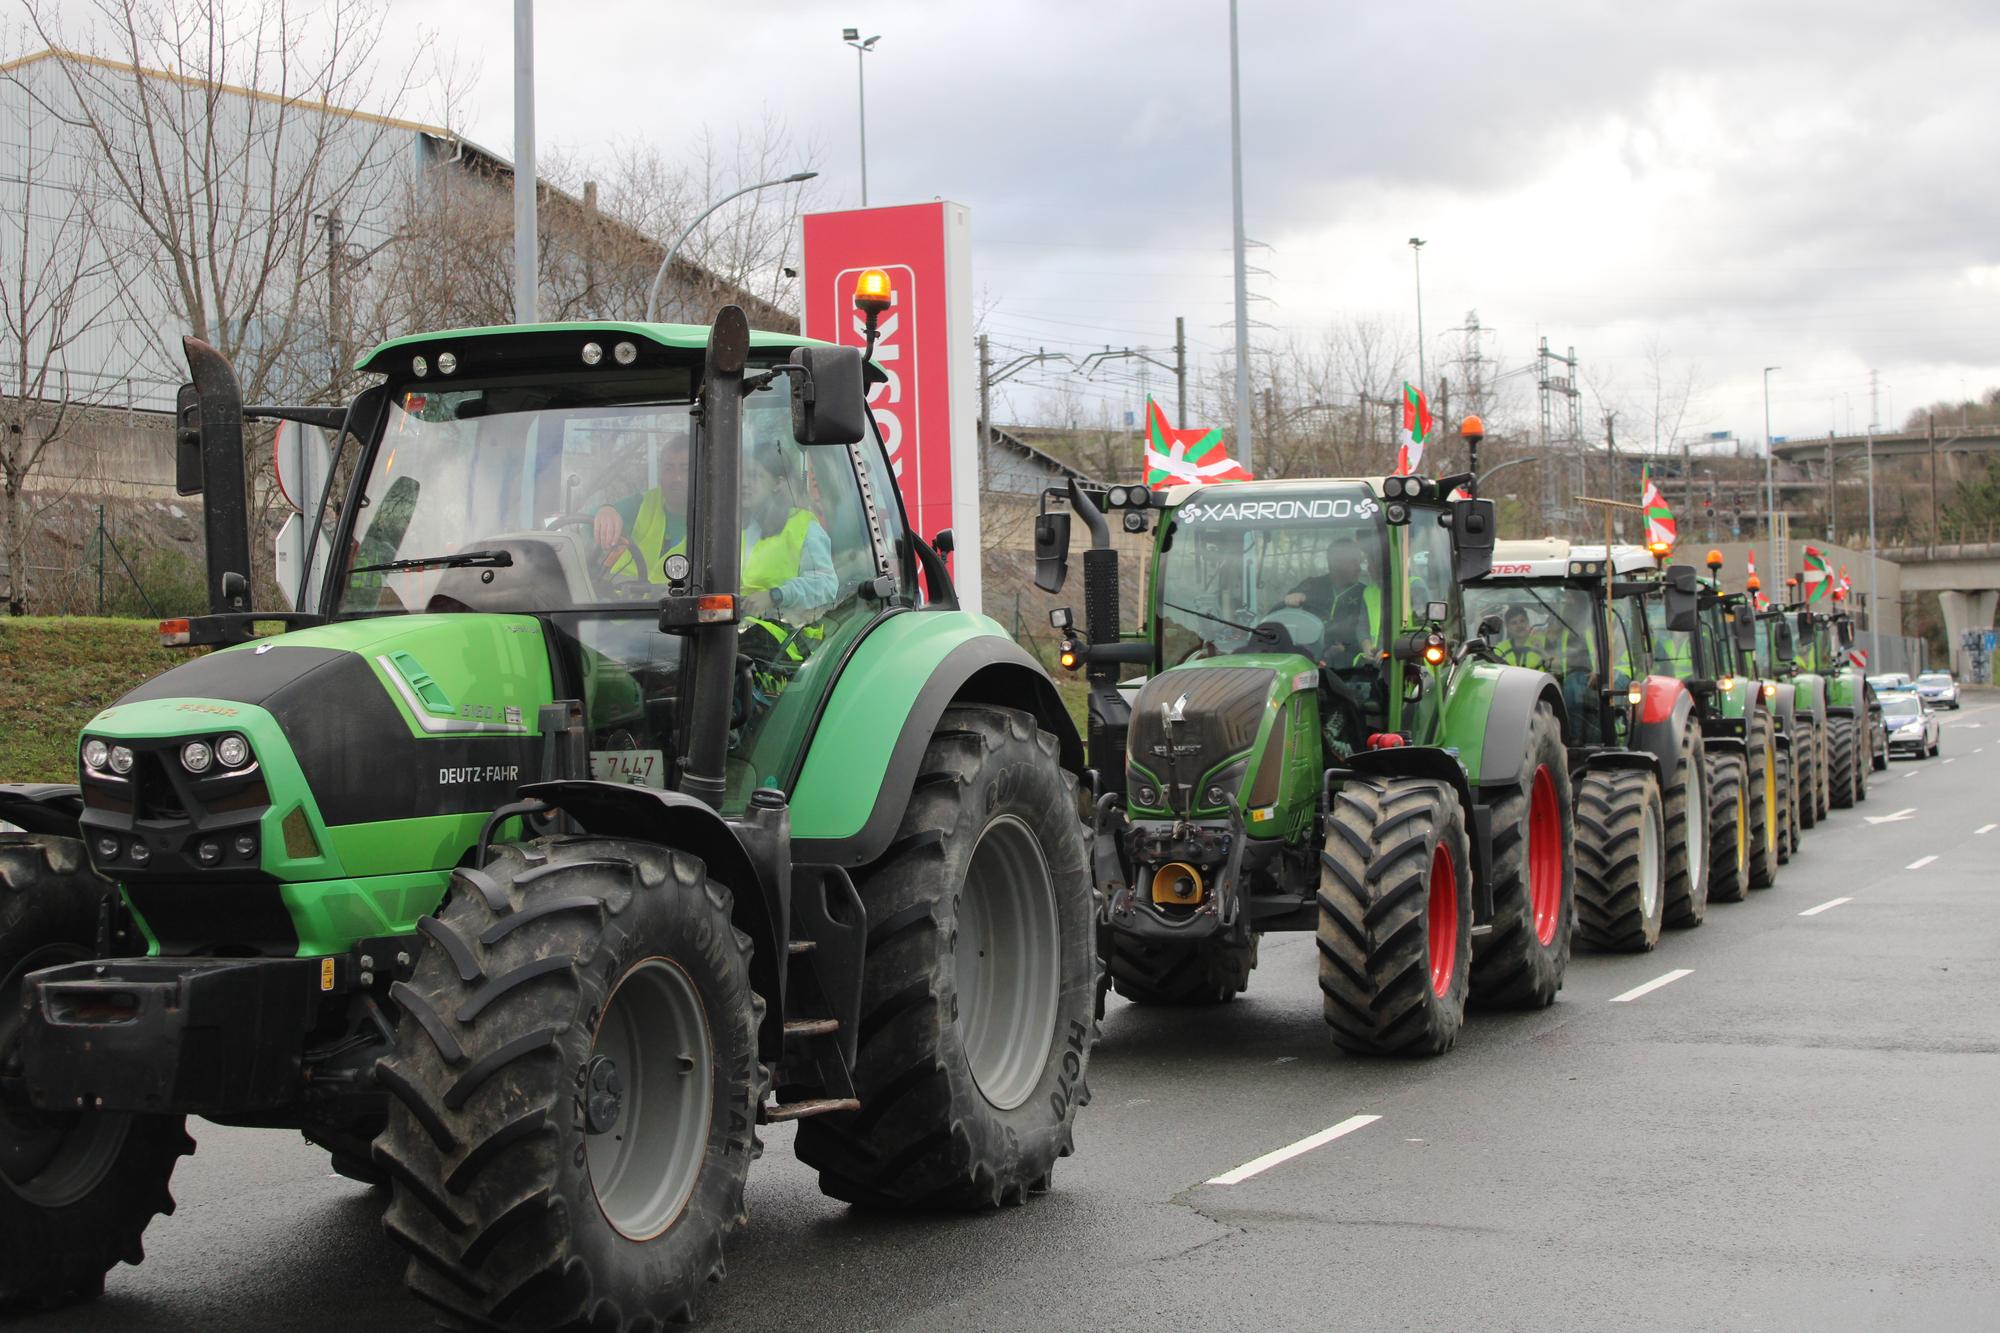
[0,837,193,1312]
[375,839,764,1331]
[1796,721,1822,830]
[1706,750,1752,904]
[1105,931,1257,1006]
[794,704,1095,1208]
[1468,703,1574,1010]
[1662,725,1710,930]
[1828,716,1859,809]
[1573,769,1666,953]
[1746,715,1780,889]
[1317,779,1472,1056]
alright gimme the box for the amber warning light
[853,268,893,316]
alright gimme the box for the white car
[1869,672,1912,693]
[1880,692,1940,758]
[1915,671,1960,709]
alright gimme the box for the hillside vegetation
[0,618,201,783]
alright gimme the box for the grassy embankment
[0,618,200,783]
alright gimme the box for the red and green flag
[1640,463,1677,552]
[1143,397,1251,488]
[1802,545,1831,602]
[1395,382,1433,476]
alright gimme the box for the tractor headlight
[1718,675,1737,693]
[411,355,429,378]
[1761,681,1776,701]
[1628,683,1644,707]
[581,341,604,366]
[82,738,109,770]
[181,740,213,774]
[109,745,135,774]
[1135,784,1160,807]
[613,340,638,366]
[215,734,251,768]
[436,351,458,376]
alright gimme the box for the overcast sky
[370,1,1998,447]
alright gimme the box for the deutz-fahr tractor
[1645,558,1782,903]
[1468,542,1706,953]
[0,288,1099,1326]
[1035,459,1578,1058]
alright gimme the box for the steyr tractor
[0,289,1099,1327]
[1468,542,1707,952]
[1645,559,1781,903]
[1036,459,1578,1058]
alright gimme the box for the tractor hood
[1124,655,1320,833]
[73,615,557,957]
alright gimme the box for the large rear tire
[1661,725,1710,930]
[0,837,193,1313]
[1468,704,1573,1010]
[375,839,763,1331]
[1773,739,1795,865]
[1105,931,1257,1006]
[1746,715,1780,889]
[1828,715,1859,810]
[1706,750,1752,904]
[1573,769,1666,953]
[1317,779,1472,1056]
[1796,720,1821,831]
[794,705,1094,1208]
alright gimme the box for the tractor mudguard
[1577,747,1661,782]
[0,784,84,839]
[1345,748,1493,917]
[517,778,791,1060]
[1628,678,1694,788]
[788,613,1082,868]
[1458,663,1567,790]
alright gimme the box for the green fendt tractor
[0,291,1098,1326]
[1795,602,1880,802]
[1645,559,1779,903]
[1468,542,1707,952]
[1036,457,1577,1057]
[1755,586,1832,831]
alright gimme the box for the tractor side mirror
[174,382,204,496]
[1731,609,1757,653]
[1477,613,1505,640]
[1796,610,1813,638]
[1447,497,1496,582]
[932,528,955,556]
[1835,618,1855,649]
[787,345,868,445]
[1663,564,1699,633]
[1033,511,1071,593]
[1774,619,1796,662]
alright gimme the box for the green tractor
[1467,542,1708,953]
[0,294,1099,1324]
[1755,588,1833,831]
[1645,558,1781,903]
[1035,460,1577,1057]
[1794,601,1882,802]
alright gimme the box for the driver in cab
[1495,605,1547,669]
[1283,537,1377,666]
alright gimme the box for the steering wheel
[1253,606,1328,659]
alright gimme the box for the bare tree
[0,87,124,613]
[18,0,435,409]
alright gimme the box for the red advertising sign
[801,202,980,610]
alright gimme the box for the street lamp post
[1763,365,1781,585]
[1227,0,1252,474]
[644,172,818,322]
[1409,237,1426,391]
[1867,422,1880,667]
[842,29,881,206]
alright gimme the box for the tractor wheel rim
[587,957,713,1242]
[0,943,133,1209]
[1763,742,1778,836]
[1639,798,1664,923]
[1426,842,1459,997]
[955,814,1060,1111]
[1685,760,1706,881]
[1527,765,1562,947]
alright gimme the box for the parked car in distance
[1915,671,1960,709]
[1868,672,1912,692]
[1880,691,1940,758]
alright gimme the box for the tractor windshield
[1155,485,1388,672]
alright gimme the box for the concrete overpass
[1773,424,2000,485]
[1880,540,2000,679]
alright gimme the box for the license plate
[589,749,666,789]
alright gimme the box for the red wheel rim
[1528,765,1562,946]
[1427,842,1459,997]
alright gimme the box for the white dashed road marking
[1978,824,1996,835]
[1206,1114,1382,1185]
[1609,969,1694,1003]
[1799,897,1853,916]
[1907,855,1939,870]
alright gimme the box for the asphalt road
[22,696,2000,1332]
